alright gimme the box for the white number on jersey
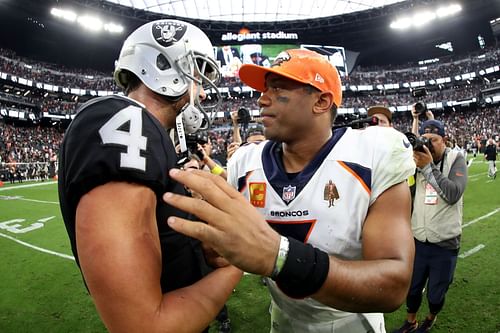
[98,106,148,171]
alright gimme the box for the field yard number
[0,216,55,234]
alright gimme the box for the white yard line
[0,196,59,204]
[0,231,74,261]
[463,208,500,228]
[0,204,497,264]
[0,181,57,192]
[459,244,485,259]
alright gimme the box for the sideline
[1,207,498,263]
[0,181,57,192]
[0,231,74,261]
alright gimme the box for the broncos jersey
[227,126,415,330]
[58,95,205,293]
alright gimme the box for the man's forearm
[419,154,467,204]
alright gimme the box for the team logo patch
[315,73,324,83]
[282,185,296,203]
[271,51,291,67]
[249,182,266,208]
[323,179,339,208]
[152,21,187,47]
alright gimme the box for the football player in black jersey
[58,20,241,332]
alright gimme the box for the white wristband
[270,236,289,280]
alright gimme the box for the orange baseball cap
[238,49,342,107]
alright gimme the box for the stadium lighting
[436,4,462,18]
[51,7,123,34]
[390,3,462,30]
[51,8,77,22]
[413,11,436,27]
[104,23,124,34]
[77,15,103,31]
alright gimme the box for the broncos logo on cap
[271,51,291,67]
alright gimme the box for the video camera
[411,87,428,116]
[404,132,433,153]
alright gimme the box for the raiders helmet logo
[152,21,187,47]
[271,51,291,67]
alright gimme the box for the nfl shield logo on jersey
[282,185,296,203]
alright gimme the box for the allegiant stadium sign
[221,31,299,42]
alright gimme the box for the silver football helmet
[114,19,221,133]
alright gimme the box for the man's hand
[230,111,239,125]
[202,242,231,268]
[197,143,209,161]
[411,106,419,119]
[163,168,280,276]
[414,145,433,168]
[226,142,241,160]
[425,110,434,120]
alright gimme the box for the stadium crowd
[0,46,498,175]
[1,46,499,118]
[1,105,497,174]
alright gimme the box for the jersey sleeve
[227,141,267,191]
[60,97,175,203]
[368,127,416,204]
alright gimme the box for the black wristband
[275,237,330,299]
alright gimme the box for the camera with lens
[411,87,428,115]
[237,107,251,124]
[186,132,208,159]
[405,132,433,153]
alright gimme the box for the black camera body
[186,132,208,159]
[405,132,433,153]
[411,88,428,115]
[237,108,251,124]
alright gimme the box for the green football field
[0,160,498,333]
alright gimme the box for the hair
[120,70,142,96]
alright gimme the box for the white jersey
[228,126,415,332]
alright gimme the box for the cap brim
[368,107,392,121]
[239,64,309,92]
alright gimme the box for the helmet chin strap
[175,112,191,166]
[175,81,203,166]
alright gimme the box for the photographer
[227,109,265,160]
[367,105,392,127]
[411,102,434,135]
[192,131,228,180]
[395,119,468,333]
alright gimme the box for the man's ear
[312,92,334,115]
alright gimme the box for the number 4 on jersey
[99,106,148,171]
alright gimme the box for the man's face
[422,133,446,161]
[258,74,321,143]
[373,114,391,127]
[201,138,212,156]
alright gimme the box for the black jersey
[58,95,205,292]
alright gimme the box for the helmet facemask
[176,49,222,133]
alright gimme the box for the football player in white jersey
[164,49,416,332]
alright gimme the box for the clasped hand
[163,168,280,276]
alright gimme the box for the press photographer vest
[411,148,463,247]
